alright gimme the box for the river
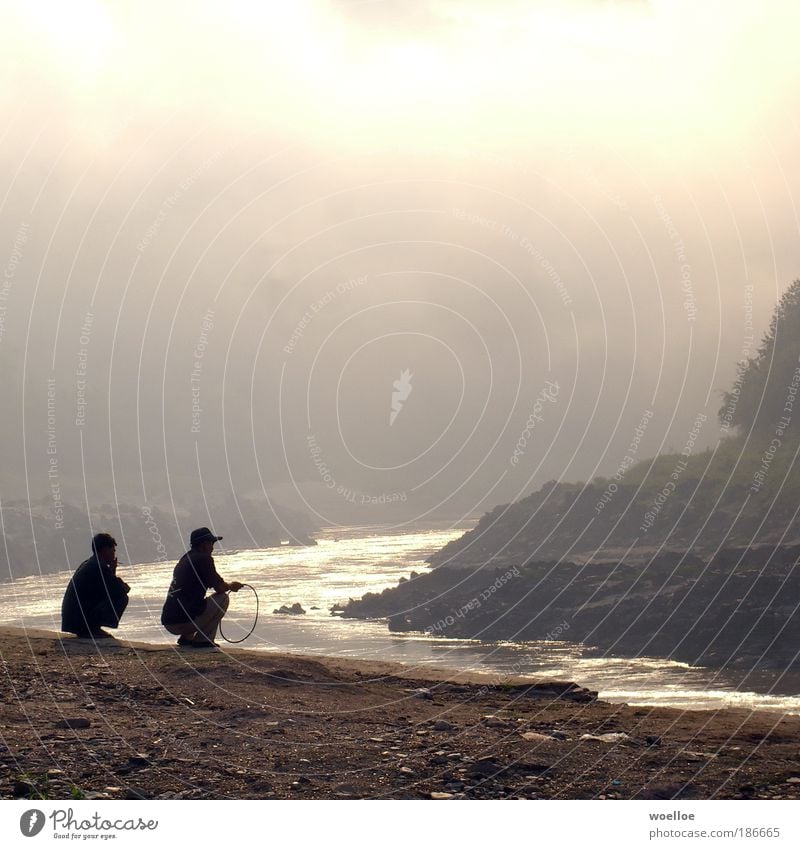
[3,523,798,714]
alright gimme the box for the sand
[1,626,798,800]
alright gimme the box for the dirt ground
[1,627,798,800]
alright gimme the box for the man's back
[61,555,123,633]
[161,550,220,625]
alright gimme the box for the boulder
[273,603,306,615]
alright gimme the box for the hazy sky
[1,0,798,528]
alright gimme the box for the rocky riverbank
[2,627,799,800]
[341,546,800,672]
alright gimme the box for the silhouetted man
[61,533,130,639]
[161,527,242,648]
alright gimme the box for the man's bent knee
[209,591,229,612]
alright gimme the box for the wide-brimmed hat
[190,527,223,546]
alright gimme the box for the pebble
[430,792,453,799]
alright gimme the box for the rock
[521,731,554,743]
[123,787,152,800]
[785,777,800,784]
[432,720,454,731]
[273,603,306,615]
[430,792,454,799]
[481,715,508,728]
[580,732,629,743]
[12,779,36,797]
[399,767,415,776]
[333,783,360,797]
[513,681,598,703]
[412,688,433,700]
[55,718,91,729]
[514,762,550,776]
[645,735,663,748]
[467,758,503,778]
[389,614,413,632]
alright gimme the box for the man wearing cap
[160,527,242,648]
[61,533,130,639]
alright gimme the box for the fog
[1,0,799,535]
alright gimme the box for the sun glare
[31,0,115,78]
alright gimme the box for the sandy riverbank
[1,627,798,800]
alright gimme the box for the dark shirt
[61,555,130,633]
[161,550,223,625]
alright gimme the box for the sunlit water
[3,524,799,715]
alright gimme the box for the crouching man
[160,527,242,648]
[61,533,130,639]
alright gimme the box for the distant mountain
[342,280,800,671]
[427,434,800,571]
[1,496,317,581]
